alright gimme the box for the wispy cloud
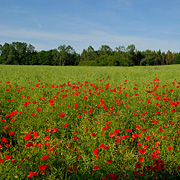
[106,0,133,10]
[0,5,31,14]
[33,19,43,29]
[0,25,179,53]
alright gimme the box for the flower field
[0,65,180,179]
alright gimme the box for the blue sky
[0,0,180,53]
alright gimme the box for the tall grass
[0,65,180,179]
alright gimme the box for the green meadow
[0,65,180,179]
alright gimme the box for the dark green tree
[154,50,162,65]
[37,50,52,65]
[98,45,112,56]
[58,45,76,66]
[140,50,155,66]
[0,43,10,64]
[80,46,98,62]
[126,44,136,65]
[173,53,180,64]
[114,46,126,58]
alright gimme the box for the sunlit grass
[0,65,180,179]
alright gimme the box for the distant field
[0,65,180,179]
[1,64,180,84]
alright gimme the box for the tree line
[0,42,180,66]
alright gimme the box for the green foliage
[173,53,180,64]
[119,57,132,66]
[98,45,112,56]
[80,46,98,62]
[78,61,95,66]
[140,50,155,66]
[0,42,179,66]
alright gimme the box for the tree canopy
[0,42,179,66]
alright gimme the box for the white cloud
[0,25,179,53]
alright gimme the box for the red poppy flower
[41,155,49,161]
[28,171,37,177]
[125,129,132,132]
[106,159,112,164]
[142,145,148,149]
[146,136,151,140]
[25,142,34,148]
[109,133,114,137]
[138,158,143,162]
[93,148,99,155]
[64,123,68,129]
[74,137,79,140]
[24,134,32,141]
[93,166,99,170]
[138,150,146,154]
[73,166,77,171]
[142,129,147,132]
[1,138,8,143]
[37,108,41,112]
[113,130,119,134]
[135,162,142,168]
[3,126,10,130]
[89,132,96,136]
[38,143,43,147]
[39,165,49,171]
[9,131,15,136]
[5,144,10,148]
[34,132,38,138]
[67,167,72,171]
[110,172,119,180]
[168,146,172,149]
[0,159,4,163]
[5,155,12,160]
[136,125,140,130]
[99,143,109,149]
[77,156,81,159]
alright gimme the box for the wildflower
[24,134,32,141]
[37,108,41,112]
[138,158,143,162]
[9,131,15,136]
[67,167,72,171]
[93,166,99,170]
[135,163,142,168]
[0,159,4,163]
[138,150,146,154]
[110,172,119,180]
[106,159,112,164]
[41,155,49,161]
[73,166,77,171]
[113,130,119,134]
[109,133,114,137]
[28,171,37,177]
[64,123,68,129]
[25,142,34,148]
[3,126,10,130]
[168,146,172,149]
[1,138,8,143]
[34,132,38,138]
[5,155,12,160]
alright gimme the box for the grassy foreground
[0,65,180,179]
